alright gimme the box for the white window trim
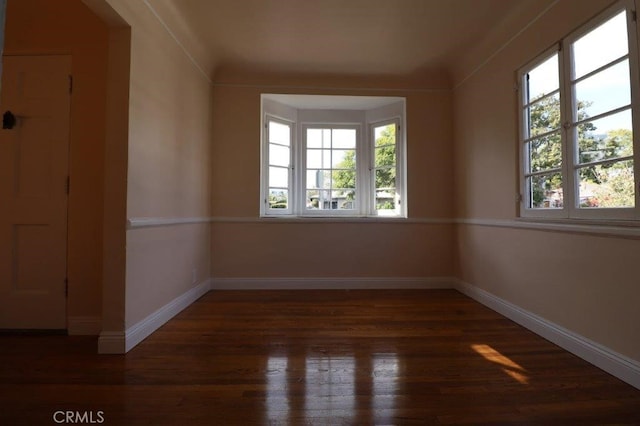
[518,0,640,221]
[261,114,295,216]
[369,118,404,217]
[299,122,363,217]
[260,96,407,218]
[518,46,566,220]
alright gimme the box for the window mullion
[626,1,640,217]
[560,39,575,219]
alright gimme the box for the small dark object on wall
[3,110,16,129]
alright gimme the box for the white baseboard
[125,278,212,352]
[210,276,454,290]
[454,279,640,390]
[98,279,212,354]
[68,316,102,335]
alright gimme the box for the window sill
[219,216,449,224]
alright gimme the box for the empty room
[1,0,639,424]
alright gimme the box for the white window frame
[518,0,640,220]
[369,118,404,217]
[261,115,295,216]
[299,123,363,216]
[260,96,407,218]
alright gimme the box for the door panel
[0,55,70,329]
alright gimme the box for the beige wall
[211,73,454,279]
[104,0,213,328]
[453,0,640,362]
[5,0,109,322]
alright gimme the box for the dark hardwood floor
[1,289,639,425]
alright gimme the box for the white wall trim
[124,279,212,352]
[457,217,640,239]
[68,316,102,336]
[212,81,449,93]
[211,276,454,290]
[453,0,560,90]
[127,216,214,229]
[454,279,640,390]
[211,216,453,224]
[141,0,212,83]
[98,279,212,354]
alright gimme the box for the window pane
[306,150,322,169]
[376,188,396,210]
[574,60,631,119]
[375,145,396,168]
[306,190,319,209]
[577,109,633,164]
[333,189,356,210]
[528,132,561,173]
[526,54,559,101]
[527,93,561,137]
[572,11,628,79]
[578,160,634,208]
[269,121,290,146]
[528,173,563,208]
[332,150,355,168]
[268,189,288,209]
[306,170,318,189]
[332,170,355,189]
[307,129,322,148]
[269,144,290,167]
[375,124,396,147]
[308,190,336,210]
[332,129,356,148]
[375,168,395,190]
[269,166,288,188]
[317,170,332,189]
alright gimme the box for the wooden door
[0,55,71,329]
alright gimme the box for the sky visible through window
[529,11,630,134]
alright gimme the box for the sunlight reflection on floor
[471,344,529,385]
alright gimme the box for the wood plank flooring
[1,289,639,425]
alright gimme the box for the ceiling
[147,0,527,79]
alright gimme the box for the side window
[265,118,293,214]
[372,121,401,215]
[519,1,638,220]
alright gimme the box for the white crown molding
[68,316,101,336]
[127,216,214,230]
[211,276,454,290]
[453,0,560,90]
[141,0,211,83]
[454,279,640,391]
